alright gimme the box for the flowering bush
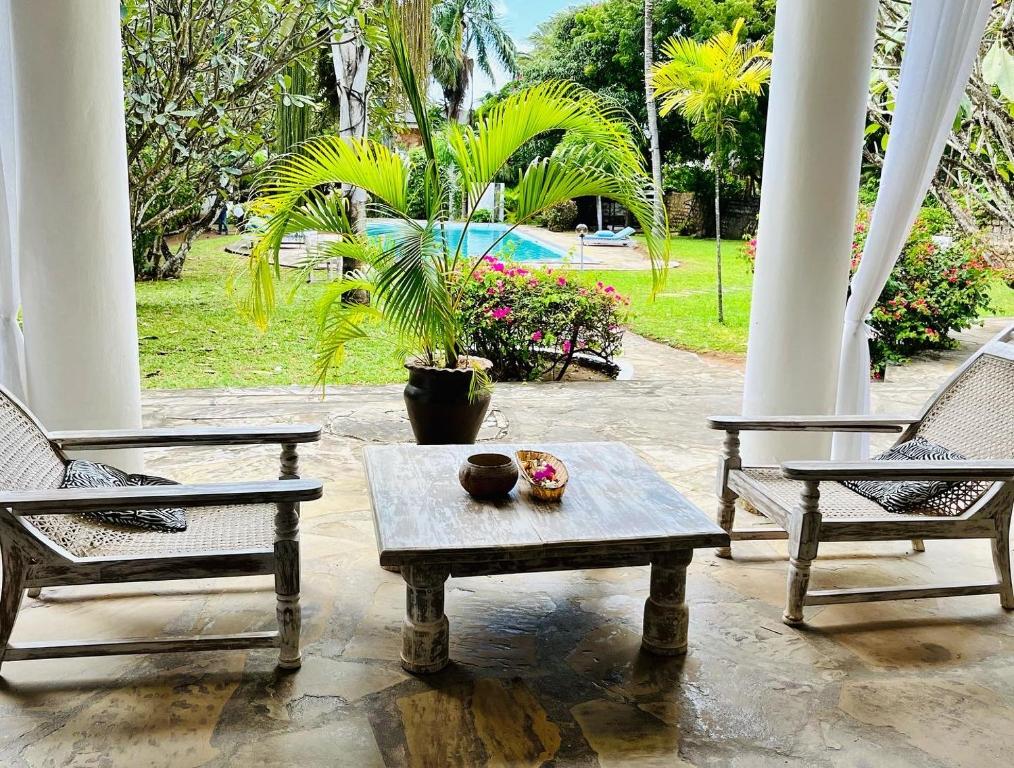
[740,206,995,369]
[852,206,994,367]
[456,256,629,380]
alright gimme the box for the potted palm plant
[244,7,668,444]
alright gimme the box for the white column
[12,0,142,469]
[740,0,877,464]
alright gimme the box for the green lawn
[584,236,753,355]
[136,235,403,389]
[136,233,1013,389]
[990,277,1014,316]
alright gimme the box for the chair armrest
[0,479,323,515]
[707,415,919,433]
[781,460,1014,482]
[48,424,322,450]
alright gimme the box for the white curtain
[0,0,26,400]
[831,0,992,459]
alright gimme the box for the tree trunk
[714,132,724,325]
[332,23,371,302]
[643,0,664,235]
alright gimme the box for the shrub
[456,256,629,381]
[470,207,493,223]
[739,205,996,369]
[541,199,579,232]
[852,206,994,366]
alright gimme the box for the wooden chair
[0,384,322,671]
[710,322,1014,625]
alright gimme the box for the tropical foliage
[741,206,997,369]
[432,0,519,122]
[852,207,996,368]
[538,200,579,232]
[493,0,774,197]
[457,256,629,381]
[865,1,1014,235]
[244,8,667,386]
[652,17,770,323]
[121,0,325,279]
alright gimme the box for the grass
[584,236,753,355]
[136,233,1014,389]
[136,234,404,389]
[989,277,1014,316]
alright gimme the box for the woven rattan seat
[732,467,969,521]
[24,504,275,559]
[0,383,321,671]
[710,322,1014,625]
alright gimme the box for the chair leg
[783,481,821,626]
[992,511,1013,610]
[0,543,29,671]
[911,539,925,553]
[26,588,41,599]
[783,556,814,625]
[715,430,740,559]
[715,497,736,559]
[274,503,301,669]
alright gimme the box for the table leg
[401,565,450,674]
[642,550,693,656]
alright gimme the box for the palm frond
[512,153,670,293]
[313,275,384,389]
[445,80,644,198]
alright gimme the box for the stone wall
[664,192,759,240]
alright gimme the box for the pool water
[365,221,568,262]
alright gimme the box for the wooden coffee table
[364,441,728,674]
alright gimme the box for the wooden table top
[365,442,727,567]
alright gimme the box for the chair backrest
[911,323,1014,460]
[0,385,66,492]
[615,226,635,239]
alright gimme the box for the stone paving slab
[0,319,1011,767]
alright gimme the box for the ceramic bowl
[458,453,519,499]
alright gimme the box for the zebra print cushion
[60,460,187,532]
[842,437,982,514]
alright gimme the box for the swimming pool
[365,221,568,262]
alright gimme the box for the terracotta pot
[403,357,492,445]
[458,453,518,499]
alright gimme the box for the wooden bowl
[458,453,518,499]
[515,450,569,502]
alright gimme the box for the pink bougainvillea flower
[562,340,572,354]
[604,285,615,293]
[491,306,512,320]
[531,330,543,342]
[556,276,566,286]
[532,463,556,483]
[492,262,506,272]
[516,268,529,276]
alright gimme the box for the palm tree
[245,6,667,386]
[643,0,664,235]
[652,18,770,324]
[431,0,519,123]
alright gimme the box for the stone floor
[1,320,1012,767]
